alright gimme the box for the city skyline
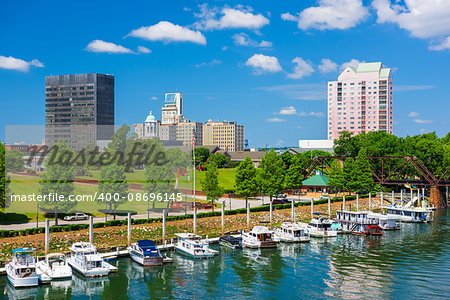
[0,0,449,147]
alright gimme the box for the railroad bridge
[301,156,450,208]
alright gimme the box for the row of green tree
[334,131,450,176]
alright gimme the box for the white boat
[299,218,338,238]
[367,212,401,230]
[273,222,310,243]
[128,240,164,266]
[334,211,383,235]
[174,233,217,259]
[36,253,72,280]
[6,248,39,288]
[67,242,111,277]
[383,203,435,223]
[242,226,278,248]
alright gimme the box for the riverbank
[0,196,381,262]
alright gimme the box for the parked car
[64,212,89,221]
[319,195,331,200]
[273,194,287,199]
[262,199,290,206]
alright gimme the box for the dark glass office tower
[45,73,114,151]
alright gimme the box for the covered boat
[128,240,164,266]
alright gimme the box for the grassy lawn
[81,168,237,190]
[2,173,217,224]
[178,168,236,190]
[4,174,180,221]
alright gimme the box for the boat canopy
[13,248,34,253]
[138,240,159,256]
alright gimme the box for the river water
[2,209,449,299]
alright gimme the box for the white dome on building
[145,110,156,123]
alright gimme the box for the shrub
[93,222,105,228]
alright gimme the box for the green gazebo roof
[302,173,330,186]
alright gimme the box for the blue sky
[0,0,449,147]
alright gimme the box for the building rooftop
[302,173,330,187]
[356,62,382,73]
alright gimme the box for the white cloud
[257,83,325,101]
[281,12,298,21]
[245,54,282,74]
[395,85,436,92]
[429,36,450,51]
[232,33,272,47]
[259,40,272,47]
[283,0,369,30]
[150,96,158,100]
[128,21,206,45]
[137,46,151,54]
[0,55,44,72]
[340,58,364,70]
[276,106,325,117]
[86,40,134,53]
[194,4,269,31]
[267,117,286,122]
[372,0,450,40]
[195,59,222,67]
[408,112,419,118]
[414,119,432,124]
[318,58,338,73]
[287,57,315,79]
[298,111,325,117]
[279,106,297,115]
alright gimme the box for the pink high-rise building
[327,62,393,140]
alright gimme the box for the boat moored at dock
[219,235,243,249]
[242,226,278,248]
[67,242,112,277]
[334,211,383,235]
[174,233,217,259]
[383,204,435,223]
[6,248,39,288]
[273,222,310,243]
[128,240,164,266]
[299,218,338,238]
[367,212,401,230]
[36,253,72,281]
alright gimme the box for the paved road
[0,194,321,231]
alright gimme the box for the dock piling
[247,202,250,231]
[381,191,384,207]
[222,200,225,235]
[193,206,197,234]
[162,209,166,245]
[89,216,93,244]
[392,190,395,203]
[356,194,359,211]
[311,199,314,218]
[328,197,331,218]
[401,190,403,205]
[269,200,273,228]
[127,212,131,247]
[343,195,346,211]
[369,193,372,210]
[291,199,295,222]
[45,219,49,255]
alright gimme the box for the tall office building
[327,62,393,140]
[45,73,114,151]
[161,93,183,125]
[176,121,203,146]
[203,121,244,152]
